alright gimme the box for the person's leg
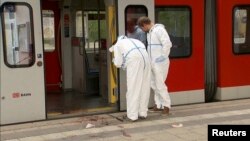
[148,66,163,112]
[151,66,161,109]
[126,60,142,121]
[139,60,151,117]
[154,61,171,111]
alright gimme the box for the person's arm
[112,43,123,68]
[156,27,172,57]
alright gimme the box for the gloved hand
[155,55,166,63]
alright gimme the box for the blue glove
[155,56,166,63]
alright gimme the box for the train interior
[42,0,117,119]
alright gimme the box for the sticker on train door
[64,14,70,37]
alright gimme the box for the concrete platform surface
[1,98,250,141]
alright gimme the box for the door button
[37,61,43,67]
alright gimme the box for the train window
[125,5,147,46]
[76,11,83,37]
[156,7,191,58]
[1,3,35,67]
[233,7,250,54]
[75,11,106,51]
[42,10,55,52]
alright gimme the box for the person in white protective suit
[137,16,172,115]
[109,35,151,121]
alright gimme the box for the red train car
[1,0,250,125]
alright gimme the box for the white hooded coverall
[110,36,151,120]
[147,24,172,109]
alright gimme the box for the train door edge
[105,0,117,107]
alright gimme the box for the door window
[125,5,147,46]
[1,3,35,67]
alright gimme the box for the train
[0,0,249,125]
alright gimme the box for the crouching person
[109,35,151,121]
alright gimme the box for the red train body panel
[155,0,205,92]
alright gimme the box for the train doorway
[42,0,118,119]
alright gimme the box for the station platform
[1,98,250,141]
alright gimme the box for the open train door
[117,0,154,110]
[0,0,45,125]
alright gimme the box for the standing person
[137,16,172,115]
[126,18,147,46]
[109,35,151,121]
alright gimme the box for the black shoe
[139,116,146,120]
[149,105,163,112]
[122,115,137,122]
